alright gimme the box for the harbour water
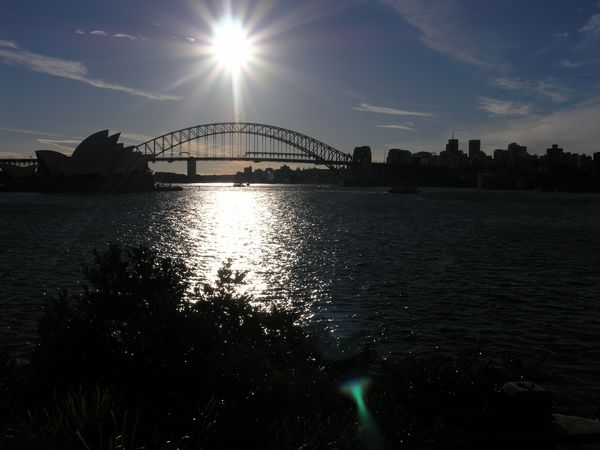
[2,185,600,415]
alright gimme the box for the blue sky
[1,0,600,171]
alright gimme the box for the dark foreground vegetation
[0,247,548,449]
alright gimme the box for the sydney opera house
[1,130,154,192]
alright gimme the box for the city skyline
[2,0,600,171]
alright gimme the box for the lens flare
[211,19,252,73]
[340,377,381,449]
[340,377,371,417]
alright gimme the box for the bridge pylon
[187,158,197,178]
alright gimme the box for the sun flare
[211,19,253,73]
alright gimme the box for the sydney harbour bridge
[1,122,359,178]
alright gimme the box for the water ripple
[1,186,600,414]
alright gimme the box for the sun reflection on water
[205,188,269,293]
[179,185,313,315]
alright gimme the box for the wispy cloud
[0,126,58,137]
[354,102,434,117]
[572,4,600,50]
[0,151,34,158]
[120,131,155,143]
[579,11,600,34]
[381,0,508,69]
[478,97,533,117]
[76,29,145,41]
[559,59,595,68]
[90,30,108,37]
[37,139,80,152]
[480,98,600,154]
[0,41,181,101]
[113,33,138,41]
[490,77,571,103]
[377,124,417,130]
[0,40,18,49]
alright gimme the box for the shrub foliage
[1,246,545,449]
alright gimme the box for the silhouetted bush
[0,246,355,448]
[0,246,547,449]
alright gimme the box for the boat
[154,183,183,192]
[233,182,246,187]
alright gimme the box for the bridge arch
[134,122,353,171]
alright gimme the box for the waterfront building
[0,130,154,192]
[578,155,593,169]
[468,140,481,159]
[440,134,467,167]
[353,146,372,164]
[507,142,528,159]
[36,130,148,177]
[412,151,437,166]
[446,136,459,153]
[386,148,412,165]
[546,144,564,166]
[494,149,509,167]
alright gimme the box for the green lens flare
[340,377,381,449]
[340,377,370,417]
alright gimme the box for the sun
[211,19,253,73]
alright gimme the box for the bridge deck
[151,156,351,165]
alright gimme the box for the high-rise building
[446,137,459,152]
[468,140,481,159]
[508,142,528,159]
[353,146,372,164]
[546,144,564,166]
[386,148,412,164]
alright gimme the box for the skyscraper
[468,140,481,159]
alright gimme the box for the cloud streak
[77,29,145,41]
[0,41,181,101]
[0,151,35,158]
[90,30,108,37]
[354,102,434,117]
[37,139,81,152]
[478,97,533,117]
[0,126,59,136]
[481,98,600,155]
[490,77,571,103]
[579,12,600,34]
[377,124,416,130]
[382,0,508,69]
[120,131,156,143]
[558,59,600,68]
[113,33,137,40]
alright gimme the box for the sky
[1,0,600,172]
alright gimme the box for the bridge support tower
[187,158,197,178]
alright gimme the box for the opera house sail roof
[0,130,155,192]
[36,130,149,178]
